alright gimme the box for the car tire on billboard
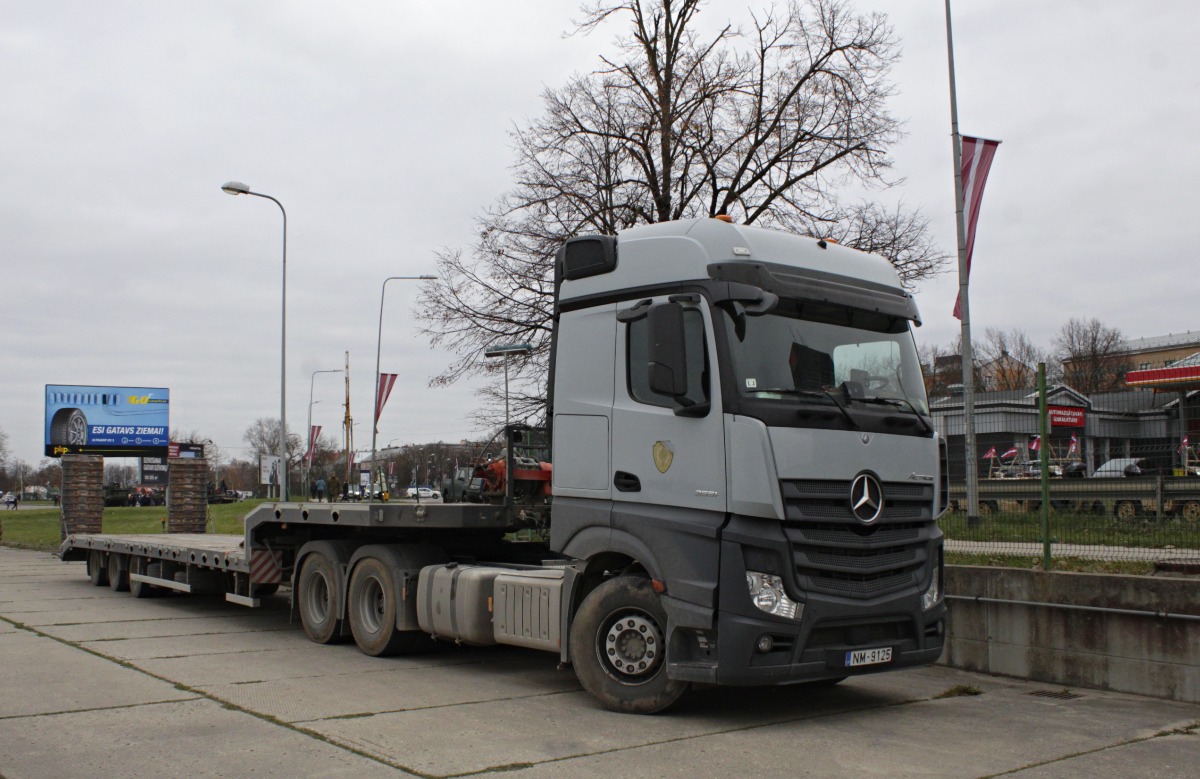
[50,408,89,446]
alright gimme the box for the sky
[2,0,1198,471]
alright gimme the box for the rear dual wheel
[297,552,344,644]
[128,556,156,598]
[106,552,129,592]
[87,550,108,587]
[347,557,423,656]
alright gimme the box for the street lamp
[221,180,289,501]
[485,343,533,433]
[370,274,436,500]
[306,368,343,499]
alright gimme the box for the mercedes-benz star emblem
[850,473,884,524]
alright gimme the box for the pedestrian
[316,477,326,503]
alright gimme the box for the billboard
[140,455,169,486]
[260,455,282,487]
[45,384,170,457]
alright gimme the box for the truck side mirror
[647,302,688,398]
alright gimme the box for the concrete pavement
[0,545,1197,778]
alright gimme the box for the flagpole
[371,274,436,500]
[945,0,981,527]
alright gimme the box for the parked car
[1092,458,1144,478]
[405,486,441,501]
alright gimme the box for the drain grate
[1027,689,1083,700]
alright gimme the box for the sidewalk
[1,545,1197,778]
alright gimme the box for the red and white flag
[953,135,1001,320]
[982,446,997,459]
[1001,446,1019,459]
[374,373,399,430]
[1068,434,1078,455]
[306,425,322,466]
[1029,435,1040,452]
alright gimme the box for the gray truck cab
[550,218,946,709]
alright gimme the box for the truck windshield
[720,299,929,416]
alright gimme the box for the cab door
[610,296,727,515]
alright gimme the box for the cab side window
[627,308,709,408]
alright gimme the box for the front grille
[782,478,935,599]
[808,619,916,648]
[811,570,914,595]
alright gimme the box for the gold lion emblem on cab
[653,440,674,473]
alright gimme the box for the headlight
[922,566,942,610]
[745,571,802,620]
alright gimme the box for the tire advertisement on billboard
[44,384,170,457]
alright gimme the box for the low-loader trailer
[62,218,948,713]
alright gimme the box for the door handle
[613,471,641,492]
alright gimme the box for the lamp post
[221,180,289,501]
[370,274,436,500]
[484,343,533,433]
[306,368,343,499]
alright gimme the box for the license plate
[845,647,893,667]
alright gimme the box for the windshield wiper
[860,396,933,435]
[751,388,860,429]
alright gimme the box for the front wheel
[569,576,686,714]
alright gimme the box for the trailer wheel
[298,552,344,644]
[106,553,129,592]
[1181,501,1200,524]
[347,557,420,656]
[569,576,686,714]
[87,550,109,587]
[1114,501,1139,520]
[129,556,156,598]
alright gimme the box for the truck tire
[50,408,89,446]
[347,556,421,656]
[569,576,686,714]
[129,556,156,598]
[298,552,344,644]
[106,552,129,592]
[1114,501,1139,520]
[87,550,109,587]
[1181,501,1200,524]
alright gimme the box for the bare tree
[418,0,949,425]
[975,328,1050,391]
[242,418,304,466]
[1053,318,1129,394]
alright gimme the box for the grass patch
[940,509,1199,550]
[946,551,1157,575]
[933,684,982,699]
[0,500,268,552]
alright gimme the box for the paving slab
[206,653,583,722]
[78,626,311,660]
[498,683,1200,779]
[0,698,409,779]
[0,630,196,718]
[308,677,911,776]
[135,640,528,687]
[1006,733,1200,778]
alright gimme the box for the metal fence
[933,380,1200,566]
